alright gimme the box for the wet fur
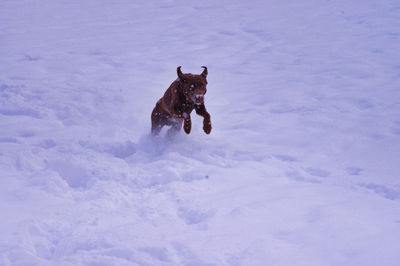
[151,67,211,135]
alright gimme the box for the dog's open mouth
[193,94,204,105]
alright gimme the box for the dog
[151,66,211,135]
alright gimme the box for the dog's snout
[193,94,204,105]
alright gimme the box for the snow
[1,0,400,265]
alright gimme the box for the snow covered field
[1,0,400,265]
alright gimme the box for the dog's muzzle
[193,94,204,105]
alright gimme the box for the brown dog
[151,66,211,135]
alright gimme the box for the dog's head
[177,66,208,105]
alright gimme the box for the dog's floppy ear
[201,66,208,78]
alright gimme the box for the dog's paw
[203,120,212,134]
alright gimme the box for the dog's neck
[176,80,194,112]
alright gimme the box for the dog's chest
[174,101,194,116]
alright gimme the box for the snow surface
[1,0,400,265]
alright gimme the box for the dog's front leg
[183,115,191,134]
[195,105,211,134]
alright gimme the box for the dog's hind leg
[151,114,163,135]
[151,123,162,135]
[151,102,166,135]
[167,118,183,136]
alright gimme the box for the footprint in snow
[346,167,363,176]
[362,183,400,200]
[178,207,215,227]
[305,167,330,178]
[137,246,170,262]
